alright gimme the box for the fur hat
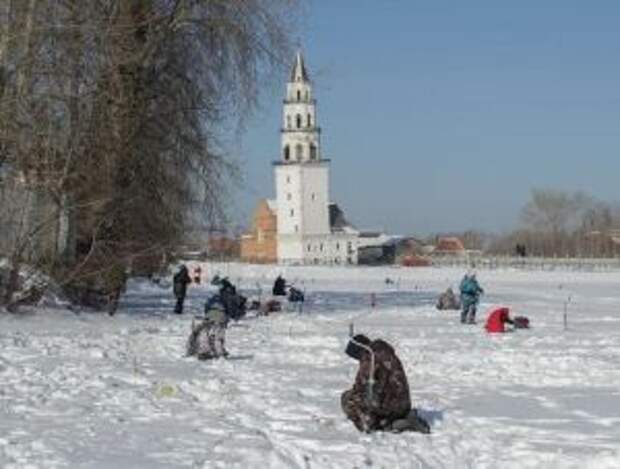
[345,334,371,360]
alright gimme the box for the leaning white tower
[274,52,331,264]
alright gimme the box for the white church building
[241,52,389,265]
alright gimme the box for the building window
[286,115,291,129]
[290,209,294,217]
[287,193,292,201]
[336,242,340,250]
[295,225,299,233]
[307,114,312,127]
[320,243,324,251]
[296,114,302,128]
[295,144,303,160]
[307,244,311,252]
[309,144,317,160]
[297,90,301,101]
[311,193,316,201]
[286,176,290,183]
[283,145,290,161]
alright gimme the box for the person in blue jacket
[459,271,484,324]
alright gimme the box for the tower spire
[290,50,309,82]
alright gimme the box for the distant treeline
[430,189,620,258]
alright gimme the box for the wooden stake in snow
[563,295,572,331]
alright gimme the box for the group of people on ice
[173,265,432,434]
[435,270,530,333]
[175,266,306,360]
[174,263,531,436]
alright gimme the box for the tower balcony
[281,127,321,134]
[272,158,331,166]
[283,98,317,105]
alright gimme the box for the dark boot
[390,410,431,434]
[175,296,184,314]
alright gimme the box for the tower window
[286,115,291,129]
[297,90,301,101]
[336,242,340,250]
[290,209,294,217]
[307,244,311,252]
[286,176,290,183]
[320,243,324,251]
[311,193,316,201]
[295,225,299,233]
[283,145,290,161]
[287,193,292,201]
[295,144,303,160]
[307,114,312,127]
[309,144,317,160]
[296,114,302,129]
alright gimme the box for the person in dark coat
[102,261,128,316]
[212,275,236,294]
[341,334,429,433]
[272,275,287,296]
[173,265,192,314]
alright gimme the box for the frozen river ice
[1,263,619,468]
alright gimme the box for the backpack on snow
[513,316,530,329]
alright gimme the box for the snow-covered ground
[1,263,620,468]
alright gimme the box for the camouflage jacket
[351,339,411,420]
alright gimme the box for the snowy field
[1,263,620,468]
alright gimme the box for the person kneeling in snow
[485,307,514,333]
[436,287,460,311]
[341,334,430,434]
[186,296,229,359]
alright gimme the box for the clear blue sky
[234,1,620,236]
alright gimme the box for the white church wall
[283,103,316,129]
[299,164,330,235]
[286,82,313,103]
[295,233,359,265]
[278,236,304,264]
[281,132,319,163]
[275,165,302,237]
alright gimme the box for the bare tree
[1,0,299,310]
[520,189,592,256]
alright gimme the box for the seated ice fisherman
[186,296,229,359]
[436,287,460,310]
[485,307,514,333]
[288,286,304,303]
[341,334,430,434]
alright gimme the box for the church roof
[290,51,309,82]
[329,203,354,232]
